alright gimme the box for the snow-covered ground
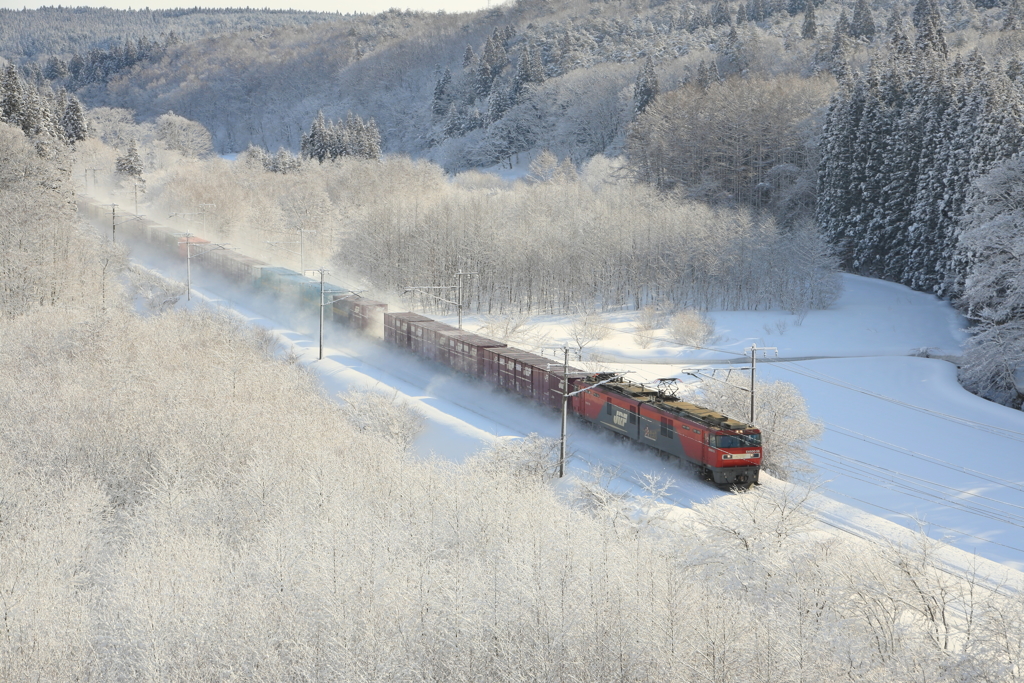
[444,275,1024,572]
[182,278,1020,575]
[122,221,1024,580]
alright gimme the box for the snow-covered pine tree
[853,65,906,278]
[954,155,1024,406]
[60,92,87,144]
[902,84,952,290]
[115,139,143,178]
[817,82,866,269]
[303,110,329,163]
[802,0,817,39]
[829,26,852,83]
[1004,0,1022,30]
[432,67,452,117]
[511,46,532,99]
[633,56,658,117]
[912,0,942,29]
[1,64,24,129]
[361,117,382,159]
[851,0,876,40]
[483,33,508,76]
[712,1,732,26]
[475,59,493,100]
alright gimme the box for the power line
[813,481,1024,556]
[821,421,1024,494]
[772,361,1024,442]
[811,449,1024,529]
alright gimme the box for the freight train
[80,197,761,487]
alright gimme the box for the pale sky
[0,0,498,12]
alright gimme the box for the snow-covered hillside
[161,245,1024,576]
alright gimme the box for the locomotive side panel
[575,384,641,442]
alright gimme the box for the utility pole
[559,346,568,478]
[266,228,315,274]
[748,344,778,423]
[84,168,101,193]
[177,232,228,301]
[110,205,144,246]
[406,272,477,329]
[184,234,192,300]
[299,229,315,275]
[133,181,143,216]
[316,268,354,360]
[320,269,326,360]
[556,370,623,478]
[454,271,477,330]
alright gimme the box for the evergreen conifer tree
[433,67,452,117]
[802,0,817,39]
[633,57,658,117]
[1004,0,1023,30]
[851,0,876,39]
[116,139,143,178]
[60,93,87,144]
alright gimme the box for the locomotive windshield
[714,433,761,448]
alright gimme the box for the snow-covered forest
[4,0,1024,674]
[4,115,1024,682]
[4,0,1020,405]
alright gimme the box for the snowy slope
[124,223,1024,578]
[452,275,1024,570]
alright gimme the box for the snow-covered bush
[698,376,820,480]
[668,308,716,347]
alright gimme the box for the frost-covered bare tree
[2,283,1022,681]
[668,308,716,346]
[628,74,835,222]
[133,150,841,317]
[0,122,114,318]
[155,111,213,158]
[697,375,821,480]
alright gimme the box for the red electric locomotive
[571,373,761,487]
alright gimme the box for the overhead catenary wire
[820,420,1024,494]
[773,360,1024,442]
[813,481,1024,556]
[810,448,1024,529]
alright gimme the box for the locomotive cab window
[660,417,674,437]
[714,433,762,448]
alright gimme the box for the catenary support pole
[320,269,326,360]
[750,345,756,423]
[560,346,568,478]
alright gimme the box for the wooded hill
[3,0,1023,406]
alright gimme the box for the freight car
[79,196,761,487]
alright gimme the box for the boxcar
[332,295,388,338]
